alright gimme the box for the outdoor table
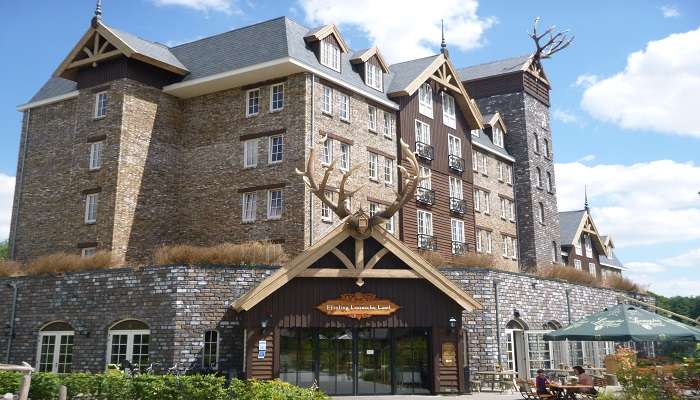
[474,370,517,392]
[549,383,596,399]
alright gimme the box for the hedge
[0,372,329,400]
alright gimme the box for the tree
[0,240,8,260]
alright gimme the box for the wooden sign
[442,343,456,367]
[316,292,400,320]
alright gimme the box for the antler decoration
[296,135,362,220]
[529,17,574,60]
[369,139,427,226]
[296,136,427,232]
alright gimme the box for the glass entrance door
[356,328,392,394]
[394,328,431,394]
[318,328,354,395]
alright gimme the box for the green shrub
[229,379,329,400]
[0,371,22,395]
[29,372,62,400]
[61,372,99,398]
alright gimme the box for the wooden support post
[18,373,31,400]
[58,385,67,400]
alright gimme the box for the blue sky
[0,0,698,296]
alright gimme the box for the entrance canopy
[232,215,481,312]
[543,304,700,342]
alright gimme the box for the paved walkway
[333,393,519,400]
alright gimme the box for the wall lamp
[448,316,457,332]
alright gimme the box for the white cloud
[0,174,15,241]
[573,73,598,88]
[299,0,495,62]
[580,28,700,137]
[552,109,578,124]
[660,5,680,18]
[662,248,700,268]
[555,160,700,247]
[151,0,238,14]
[625,252,700,296]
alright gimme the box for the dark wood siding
[394,80,477,260]
[463,71,550,105]
[75,57,182,90]
[246,330,274,380]
[244,278,463,329]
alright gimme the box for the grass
[153,241,287,266]
[450,252,497,268]
[417,250,446,267]
[0,251,119,277]
[604,274,645,293]
[537,264,599,286]
[0,261,24,278]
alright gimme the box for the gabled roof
[303,24,350,53]
[483,112,507,133]
[457,54,532,81]
[350,47,390,72]
[53,20,188,80]
[232,214,481,312]
[387,55,441,94]
[559,209,606,253]
[471,125,514,162]
[600,250,625,270]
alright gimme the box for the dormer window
[471,129,481,137]
[418,83,433,118]
[493,127,504,148]
[365,62,382,91]
[321,39,341,71]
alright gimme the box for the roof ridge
[389,53,440,67]
[103,23,170,49]
[170,15,292,49]
[459,53,531,70]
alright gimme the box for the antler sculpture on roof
[529,17,574,60]
[296,135,427,231]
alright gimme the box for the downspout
[565,288,572,324]
[6,282,18,363]
[10,109,31,259]
[493,279,502,368]
[308,74,316,246]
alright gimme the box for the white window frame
[338,93,350,121]
[322,138,333,166]
[472,150,479,172]
[535,167,543,188]
[339,142,350,171]
[493,127,504,148]
[451,219,465,251]
[37,329,74,373]
[589,262,597,276]
[368,152,379,181]
[267,189,283,220]
[368,105,377,132]
[415,119,430,145]
[419,166,431,190]
[321,191,335,222]
[585,235,593,258]
[383,112,392,138]
[321,85,333,114]
[384,158,393,185]
[246,88,260,117]
[81,247,97,257]
[270,83,284,112]
[202,330,219,370]
[418,83,433,118]
[106,328,151,368]
[506,164,513,184]
[448,134,461,157]
[502,235,510,258]
[442,92,456,128]
[480,153,488,175]
[268,135,284,164]
[365,62,383,91]
[94,92,108,118]
[88,141,103,170]
[320,39,341,71]
[474,189,481,212]
[484,230,493,254]
[416,210,433,246]
[241,192,257,223]
[575,237,583,255]
[500,197,507,220]
[385,214,395,233]
[368,202,378,217]
[449,176,463,200]
[243,139,258,168]
[574,259,582,270]
[85,193,98,224]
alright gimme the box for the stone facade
[440,267,654,373]
[473,92,561,271]
[1,265,651,377]
[471,146,518,272]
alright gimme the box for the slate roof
[457,54,531,81]
[387,55,440,94]
[105,25,188,72]
[559,209,586,246]
[471,121,513,160]
[600,251,625,270]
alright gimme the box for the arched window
[535,167,543,188]
[203,330,219,370]
[534,133,540,153]
[538,202,545,224]
[543,321,562,330]
[552,241,559,263]
[107,320,150,368]
[37,322,74,373]
[546,171,554,192]
[506,319,528,330]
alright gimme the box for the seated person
[573,366,597,394]
[535,369,552,395]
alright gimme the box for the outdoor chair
[470,378,482,392]
[515,379,555,400]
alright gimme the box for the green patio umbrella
[543,304,700,342]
